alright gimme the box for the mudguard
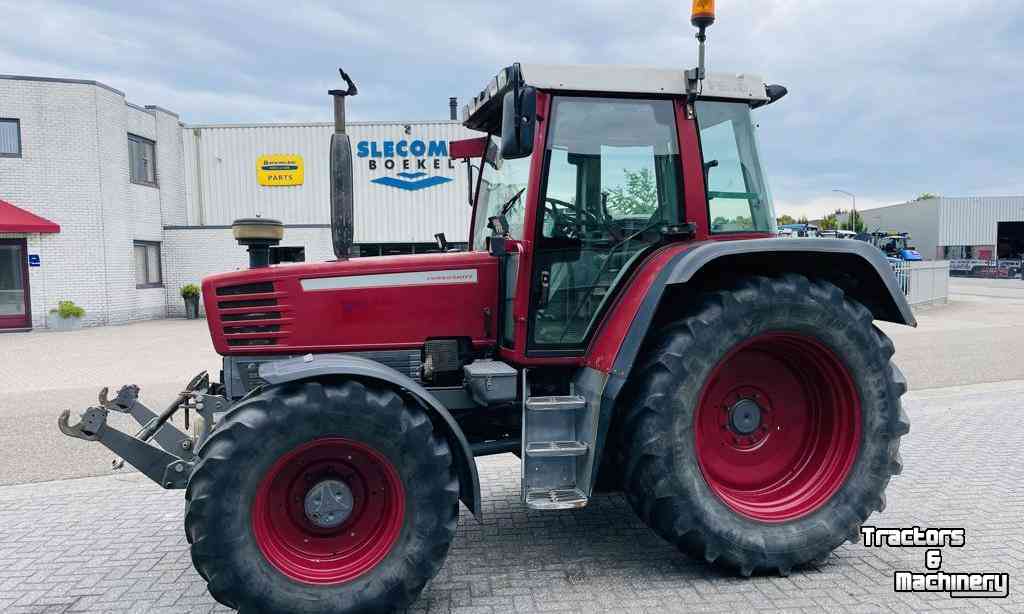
[582,237,917,493]
[259,353,482,520]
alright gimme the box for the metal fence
[889,260,950,306]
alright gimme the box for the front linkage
[58,371,229,489]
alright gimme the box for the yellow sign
[257,154,304,186]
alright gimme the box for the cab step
[526,395,586,412]
[522,387,593,511]
[524,487,588,510]
[525,440,588,457]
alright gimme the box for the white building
[0,74,474,329]
[0,75,185,329]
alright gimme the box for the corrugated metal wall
[938,196,1024,247]
[859,199,940,259]
[182,121,478,243]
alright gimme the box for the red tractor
[59,6,912,613]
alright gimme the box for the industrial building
[0,74,473,329]
[859,196,1024,268]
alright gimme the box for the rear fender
[258,354,482,520]
[582,238,916,492]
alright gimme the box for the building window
[134,241,162,288]
[0,119,20,157]
[128,134,157,186]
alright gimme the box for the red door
[0,239,31,329]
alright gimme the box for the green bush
[180,283,201,298]
[50,300,85,319]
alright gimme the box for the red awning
[0,199,60,233]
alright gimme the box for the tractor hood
[202,252,498,356]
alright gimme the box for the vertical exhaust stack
[329,69,358,259]
[449,97,458,121]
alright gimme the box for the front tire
[185,378,459,613]
[619,274,909,575]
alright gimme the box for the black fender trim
[259,353,482,520]
[585,238,916,492]
[665,238,916,324]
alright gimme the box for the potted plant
[181,284,201,319]
[47,300,85,331]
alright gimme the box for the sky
[2,1,1022,219]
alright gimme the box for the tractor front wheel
[185,379,459,614]
[619,275,909,575]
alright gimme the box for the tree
[823,209,866,233]
[797,215,810,225]
[847,209,866,233]
[913,192,939,201]
[606,168,658,216]
[820,212,839,230]
[776,214,796,226]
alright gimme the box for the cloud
[2,0,1022,218]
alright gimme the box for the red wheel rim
[252,437,405,584]
[694,332,861,523]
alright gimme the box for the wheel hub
[695,332,862,523]
[727,398,762,435]
[304,479,354,529]
[252,437,405,585]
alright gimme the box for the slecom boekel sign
[257,154,304,186]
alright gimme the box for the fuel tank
[202,252,499,356]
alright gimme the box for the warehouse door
[997,222,1024,260]
[0,239,30,329]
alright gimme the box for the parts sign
[257,154,304,186]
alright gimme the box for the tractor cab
[453,63,782,357]
[873,232,922,261]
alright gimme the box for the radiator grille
[215,282,290,349]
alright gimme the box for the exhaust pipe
[329,69,357,259]
[449,97,458,121]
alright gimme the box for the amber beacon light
[691,0,716,29]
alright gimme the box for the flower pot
[46,312,82,331]
[184,295,200,319]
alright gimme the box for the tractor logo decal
[357,138,456,191]
[301,268,478,292]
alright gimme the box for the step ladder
[522,393,590,510]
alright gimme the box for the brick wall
[162,226,335,317]
[0,77,187,327]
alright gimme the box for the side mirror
[500,87,536,160]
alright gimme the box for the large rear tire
[185,378,459,614]
[619,274,909,575]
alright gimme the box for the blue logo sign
[27,254,40,267]
[357,139,455,191]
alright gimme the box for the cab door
[525,96,687,354]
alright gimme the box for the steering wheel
[544,197,621,240]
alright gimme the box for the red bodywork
[203,252,498,355]
[202,91,769,373]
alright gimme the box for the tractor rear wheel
[619,274,909,575]
[185,378,459,614]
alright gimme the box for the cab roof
[520,64,769,101]
[463,63,771,131]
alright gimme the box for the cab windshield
[471,138,531,250]
[695,101,776,233]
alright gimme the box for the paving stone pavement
[0,381,1022,614]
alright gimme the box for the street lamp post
[833,189,857,232]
